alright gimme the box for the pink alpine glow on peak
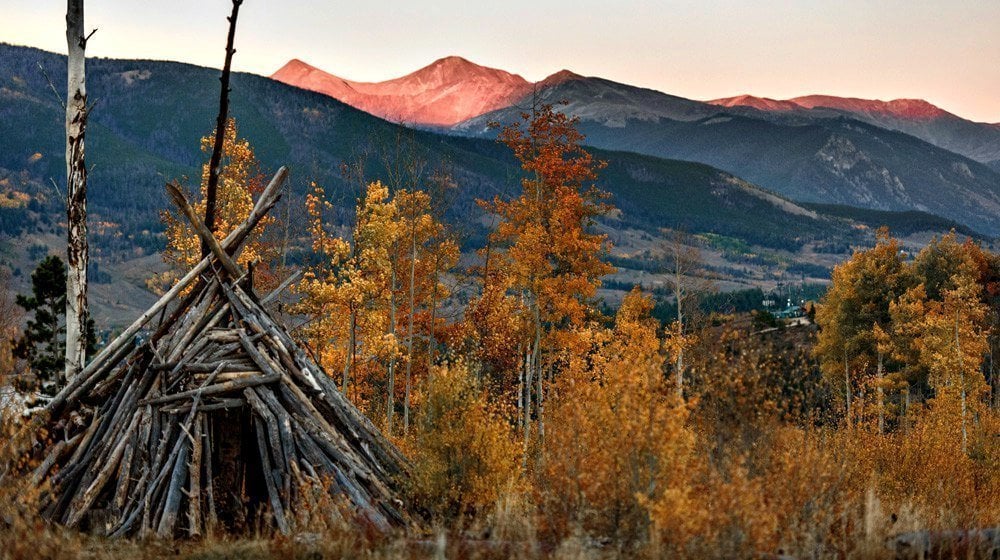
[707,94,952,121]
[708,95,802,112]
[272,57,533,127]
[789,95,949,120]
[538,69,585,88]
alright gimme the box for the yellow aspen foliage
[902,270,989,453]
[389,188,460,425]
[153,118,273,291]
[291,182,353,384]
[538,288,694,545]
[402,360,521,520]
[464,261,528,392]
[293,181,401,416]
[815,228,912,428]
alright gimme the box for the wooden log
[162,336,212,394]
[46,166,287,416]
[292,432,323,483]
[191,371,261,383]
[164,398,245,415]
[140,365,221,533]
[167,182,243,280]
[260,269,302,305]
[31,431,82,485]
[252,415,289,534]
[187,417,202,538]
[66,410,100,465]
[140,373,278,406]
[275,380,360,468]
[65,407,143,526]
[54,367,149,508]
[256,387,297,500]
[201,414,217,534]
[165,290,219,363]
[244,388,290,516]
[113,405,150,513]
[156,433,190,537]
[152,359,257,373]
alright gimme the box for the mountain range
[709,94,1000,165]
[273,57,1000,236]
[0,43,994,323]
[0,45,881,252]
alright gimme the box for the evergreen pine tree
[13,255,98,396]
[15,256,67,395]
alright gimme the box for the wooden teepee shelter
[29,168,410,537]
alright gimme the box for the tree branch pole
[65,0,90,381]
[203,0,243,258]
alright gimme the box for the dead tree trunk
[403,223,417,433]
[65,0,91,381]
[203,0,242,257]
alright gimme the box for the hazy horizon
[2,0,998,123]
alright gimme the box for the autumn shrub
[0,412,94,560]
[535,289,696,549]
[851,396,1000,533]
[403,361,522,523]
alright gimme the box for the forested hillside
[0,43,968,267]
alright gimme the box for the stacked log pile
[30,168,409,537]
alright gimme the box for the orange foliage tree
[539,288,693,544]
[293,181,399,418]
[475,103,614,446]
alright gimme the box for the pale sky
[3,0,999,123]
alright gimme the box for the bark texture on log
[30,176,412,537]
[202,0,243,257]
[65,0,90,380]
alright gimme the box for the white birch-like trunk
[387,256,397,433]
[844,347,852,428]
[65,0,89,381]
[403,229,417,433]
[675,270,684,398]
[955,308,968,453]
[876,350,885,434]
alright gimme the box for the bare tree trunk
[386,253,397,433]
[876,350,885,434]
[530,299,543,449]
[403,228,417,434]
[342,307,355,395]
[426,275,437,376]
[522,344,533,466]
[675,272,684,398]
[65,0,90,381]
[203,0,242,256]
[844,347,852,428]
[517,344,525,432]
[955,309,967,454]
[673,238,684,399]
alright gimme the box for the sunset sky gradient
[3,0,998,122]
